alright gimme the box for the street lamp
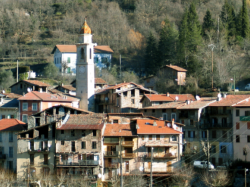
[230,75,236,95]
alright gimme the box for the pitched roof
[104,124,134,136]
[95,78,107,85]
[178,98,216,109]
[3,93,22,99]
[0,119,26,131]
[18,91,78,102]
[136,119,182,134]
[57,113,105,130]
[94,46,113,53]
[141,102,185,109]
[9,80,50,88]
[79,19,91,34]
[0,98,19,108]
[142,94,195,102]
[57,85,76,91]
[52,45,113,54]
[209,95,250,107]
[165,65,187,72]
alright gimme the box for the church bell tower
[76,19,95,111]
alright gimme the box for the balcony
[121,141,134,147]
[105,163,118,168]
[104,138,119,144]
[201,123,232,129]
[28,147,50,154]
[0,154,6,159]
[240,116,250,121]
[57,160,99,166]
[145,153,177,159]
[122,153,135,158]
[104,151,119,157]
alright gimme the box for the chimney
[136,124,139,129]
[153,121,157,126]
[172,118,175,127]
[196,95,200,101]
[25,134,29,138]
[39,88,42,93]
[61,82,63,86]
[186,100,190,105]
[223,93,227,98]
[217,93,222,101]
[111,120,113,124]
[167,92,169,97]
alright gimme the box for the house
[18,91,79,123]
[54,84,76,96]
[10,80,50,95]
[0,119,27,172]
[144,65,187,90]
[55,113,106,180]
[70,77,107,91]
[52,45,113,74]
[95,82,157,113]
[0,98,19,120]
[140,93,195,108]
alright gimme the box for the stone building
[95,82,156,113]
[0,119,27,172]
[71,77,107,92]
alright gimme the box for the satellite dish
[2,90,5,94]
[139,166,143,171]
[27,88,31,92]
[217,93,221,98]
[167,123,171,127]
[175,96,179,101]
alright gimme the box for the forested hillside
[1,0,250,93]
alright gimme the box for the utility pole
[208,44,215,90]
[217,17,220,44]
[150,147,154,187]
[120,139,123,187]
[17,60,18,82]
[27,164,30,187]
[120,54,121,79]
[245,168,248,187]
[207,130,210,172]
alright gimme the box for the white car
[193,161,215,169]
[245,84,250,90]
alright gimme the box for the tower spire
[79,18,91,34]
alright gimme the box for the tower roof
[79,19,91,34]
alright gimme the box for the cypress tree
[144,32,158,76]
[241,0,250,38]
[202,10,214,38]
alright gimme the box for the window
[67,57,70,63]
[236,110,239,116]
[171,135,177,141]
[10,115,14,119]
[131,99,135,104]
[92,141,97,149]
[61,130,64,134]
[222,131,227,138]
[236,135,240,142]
[30,154,34,165]
[44,154,48,165]
[156,135,160,140]
[22,103,28,111]
[124,92,127,97]
[220,146,227,153]
[183,131,185,138]
[163,113,167,120]
[71,130,75,137]
[90,48,92,59]
[144,109,147,112]
[0,147,4,154]
[152,109,155,113]
[8,161,13,171]
[0,133,2,142]
[210,145,216,153]
[9,147,13,158]
[113,120,118,123]
[202,131,207,138]
[32,103,37,111]
[67,67,71,73]
[20,84,22,89]
[22,114,28,123]
[236,122,240,129]
[212,131,216,139]
[148,135,152,140]
[61,141,64,145]
[71,141,76,152]
[171,113,176,121]
[81,141,86,149]
[245,111,250,116]
[82,130,85,137]
[81,48,85,59]
[162,109,166,112]
[248,122,250,129]
[93,130,96,137]
[142,136,144,140]
[9,132,13,142]
[248,136,250,143]
[188,131,195,138]
[1,115,5,119]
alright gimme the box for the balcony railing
[145,153,177,159]
[104,139,119,144]
[121,141,134,146]
[28,147,50,153]
[105,163,118,168]
[104,151,119,157]
[122,153,135,158]
[201,123,232,129]
[57,160,99,166]
[0,154,6,159]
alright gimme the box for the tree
[241,0,250,38]
[144,32,157,76]
[121,71,139,84]
[202,170,231,186]
[202,10,214,38]
[43,63,59,78]
[170,165,195,186]
[0,69,15,90]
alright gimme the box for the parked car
[193,161,215,169]
[245,84,250,90]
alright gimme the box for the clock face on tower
[79,66,85,73]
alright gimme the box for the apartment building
[0,119,27,172]
[95,82,156,113]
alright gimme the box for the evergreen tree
[187,2,201,31]
[220,0,231,26]
[226,6,236,39]
[144,32,158,76]
[241,0,250,38]
[202,10,214,38]
[236,8,243,37]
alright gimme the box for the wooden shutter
[247,122,250,129]
[236,122,240,129]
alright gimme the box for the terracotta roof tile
[209,95,250,107]
[18,91,78,102]
[0,119,26,131]
[104,124,134,136]
[3,93,22,98]
[79,19,91,34]
[137,119,182,134]
[165,65,187,72]
[142,102,185,109]
[23,80,50,87]
[57,113,105,130]
[94,46,114,53]
[52,45,113,54]
[95,78,107,85]
[233,99,250,107]
[55,45,77,53]
[143,94,195,102]
[58,85,76,91]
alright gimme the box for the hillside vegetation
[1,0,250,93]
